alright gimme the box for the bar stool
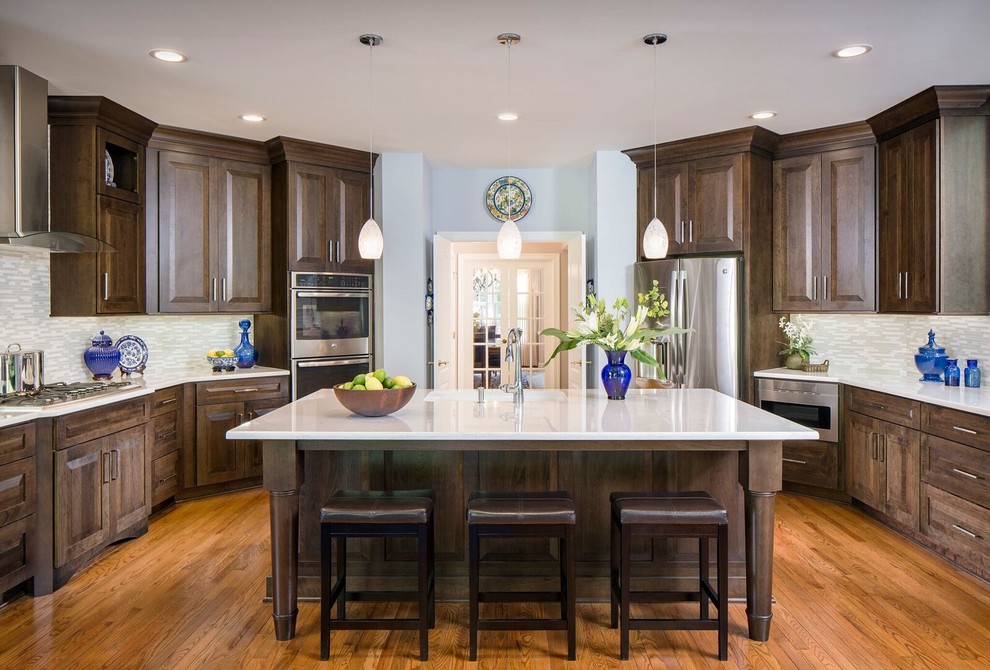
[467,491,577,661]
[320,489,436,661]
[609,491,729,661]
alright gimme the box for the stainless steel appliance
[0,380,139,410]
[0,344,44,395]
[289,272,373,399]
[754,378,837,442]
[634,257,743,397]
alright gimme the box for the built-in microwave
[755,378,839,443]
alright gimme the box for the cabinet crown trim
[624,125,780,165]
[150,126,270,163]
[48,96,157,143]
[266,136,375,171]
[868,85,990,141]
[773,122,876,158]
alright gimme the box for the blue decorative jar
[964,359,981,388]
[234,319,257,369]
[601,350,632,400]
[914,330,947,382]
[944,359,960,387]
[84,330,120,380]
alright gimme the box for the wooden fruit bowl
[332,383,417,417]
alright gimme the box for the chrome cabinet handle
[102,272,109,301]
[336,241,342,263]
[897,272,902,299]
[823,276,829,301]
[953,426,978,435]
[159,430,177,440]
[232,387,260,393]
[327,240,334,263]
[211,277,217,302]
[688,219,694,243]
[903,272,909,300]
[679,221,686,243]
[782,457,807,465]
[221,277,227,303]
[952,468,980,480]
[159,473,178,484]
[812,276,818,301]
[159,397,177,405]
[951,524,980,540]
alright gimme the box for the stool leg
[700,535,710,621]
[469,524,480,662]
[718,523,729,661]
[418,524,429,661]
[620,522,631,661]
[610,511,619,629]
[320,523,331,661]
[565,525,577,661]
[428,514,436,629]
[336,535,347,620]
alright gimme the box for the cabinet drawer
[923,484,990,574]
[196,376,287,405]
[921,404,990,451]
[0,457,36,526]
[0,422,36,466]
[845,386,920,429]
[783,440,840,490]
[152,386,182,417]
[152,451,179,506]
[922,433,990,508]
[0,515,33,593]
[56,396,152,449]
[151,412,179,460]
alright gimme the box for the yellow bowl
[332,383,416,417]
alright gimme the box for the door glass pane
[472,268,502,389]
[514,268,547,389]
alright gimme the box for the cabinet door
[335,170,374,272]
[217,160,271,312]
[241,398,288,478]
[878,121,937,312]
[109,424,148,536]
[96,196,145,314]
[821,146,876,312]
[846,411,883,509]
[159,151,216,313]
[55,438,110,567]
[286,163,334,272]
[688,154,744,253]
[637,163,689,259]
[773,154,822,311]
[881,421,920,528]
[195,402,244,486]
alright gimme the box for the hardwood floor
[1,489,988,669]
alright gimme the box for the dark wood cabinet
[153,131,271,314]
[48,97,156,316]
[868,86,990,314]
[0,422,36,595]
[773,125,876,313]
[150,386,181,508]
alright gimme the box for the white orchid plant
[541,280,688,379]
[778,316,815,362]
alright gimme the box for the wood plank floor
[1,489,988,669]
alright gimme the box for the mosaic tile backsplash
[0,247,251,382]
[790,313,990,374]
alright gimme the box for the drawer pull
[158,430,177,440]
[953,425,978,435]
[158,473,178,484]
[158,398,177,406]
[205,387,260,394]
[951,524,981,540]
[782,458,808,465]
[951,468,980,480]
[233,388,260,394]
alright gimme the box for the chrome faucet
[500,327,524,404]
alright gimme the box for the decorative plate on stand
[115,334,148,374]
[486,176,532,222]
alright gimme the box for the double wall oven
[290,272,373,400]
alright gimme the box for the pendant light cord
[652,36,658,219]
[506,37,513,220]
[368,39,375,220]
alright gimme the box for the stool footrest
[630,619,721,631]
[342,589,430,603]
[330,619,424,631]
[619,590,704,604]
[479,619,570,631]
[479,591,563,604]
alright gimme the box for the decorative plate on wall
[115,334,148,374]
[486,176,532,222]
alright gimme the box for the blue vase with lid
[234,319,257,369]
[914,330,948,382]
[601,350,632,400]
[84,330,120,380]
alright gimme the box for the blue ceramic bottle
[84,330,120,380]
[964,359,981,388]
[234,319,257,369]
[601,350,632,400]
[944,359,960,387]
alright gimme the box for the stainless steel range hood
[0,65,110,252]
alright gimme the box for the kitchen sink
[423,389,567,403]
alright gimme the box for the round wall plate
[115,334,148,373]
[486,176,532,222]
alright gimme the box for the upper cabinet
[868,86,990,314]
[148,127,271,314]
[772,123,877,312]
[48,97,156,316]
[267,137,374,277]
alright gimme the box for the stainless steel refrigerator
[634,257,743,398]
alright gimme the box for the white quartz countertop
[227,388,818,443]
[754,366,990,417]
[0,365,289,429]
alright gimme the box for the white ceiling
[2,0,989,168]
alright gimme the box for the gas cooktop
[0,381,141,410]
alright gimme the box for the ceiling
[2,1,989,168]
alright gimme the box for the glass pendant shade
[642,216,668,259]
[496,218,522,259]
[358,217,384,259]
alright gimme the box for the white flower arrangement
[778,316,815,362]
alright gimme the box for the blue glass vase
[601,350,632,400]
[914,330,947,382]
[234,319,257,369]
[84,330,120,380]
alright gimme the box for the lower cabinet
[782,439,841,491]
[0,422,36,595]
[150,386,182,507]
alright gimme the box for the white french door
[456,254,560,389]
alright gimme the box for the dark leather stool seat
[610,491,729,661]
[320,489,435,661]
[467,491,577,661]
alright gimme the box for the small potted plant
[778,316,815,370]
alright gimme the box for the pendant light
[496,33,523,260]
[358,33,384,260]
[642,33,669,260]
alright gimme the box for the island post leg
[263,440,304,641]
[738,440,782,642]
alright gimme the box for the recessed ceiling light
[239,114,267,123]
[498,112,519,121]
[833,44,872,58]
[149,49,188,63]
[750,111,777,120]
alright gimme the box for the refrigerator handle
[678,270,688,385]
[669,269,681,386]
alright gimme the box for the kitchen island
[228,387,816,643]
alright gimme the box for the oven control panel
[292,272,371,290]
